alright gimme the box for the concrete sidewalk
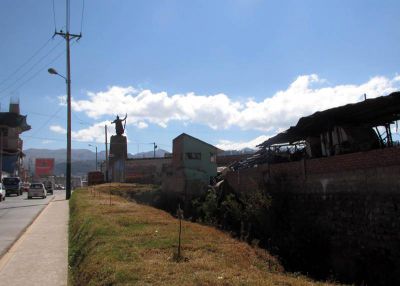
[0,192,68,286]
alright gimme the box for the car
[2,177,22,196]
[43,181,54,195]
[0,183,5,201]
[28,183,47,199]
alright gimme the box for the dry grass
[69,185,338,286]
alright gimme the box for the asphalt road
[0,190,65,257]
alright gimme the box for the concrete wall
[125,157,171,185]
[172,134,218,184]
[224,147,400,285]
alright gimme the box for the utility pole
[153,142,157,158]
[105,125,108,182]
[0,130,3,181]
[54,0,82,200]
[88,144,98,171]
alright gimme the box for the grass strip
[69,185,338,286]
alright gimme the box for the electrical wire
[0,41,77,101]
[72,111,92,126]
[67,0,70,32]
[80,0,85,34]
[0,37,53,87]
[52,0,57,31]
[25,110,65,120]
[29,105,65,138]
[0,39,64,94]
[0,48,66,100]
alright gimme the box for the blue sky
[1,0,399,153]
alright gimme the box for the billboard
[35,158,55,177]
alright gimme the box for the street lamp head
[48,68,59,75]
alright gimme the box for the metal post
[95,146,98,171]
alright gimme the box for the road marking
[0,195,55,271]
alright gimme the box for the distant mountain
[24,148,103,163]
[23,148,170,176]
[129,149,169,159]
[220,148,256,156]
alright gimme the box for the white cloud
[41,140,54,144]
[136,121,148,129]
[49,125,67,134]
[68,74,400,134]
[71,121,115,143]
[216,135,269,151]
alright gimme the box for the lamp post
[48,67,71,200]
[88,144,98,171]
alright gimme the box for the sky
[0,0,399,154]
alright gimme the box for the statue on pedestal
[111,114,127,136]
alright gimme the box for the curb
[0,195,56,269]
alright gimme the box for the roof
[260,91,400,147]
[0,112,31,132]
[174,133,223,153]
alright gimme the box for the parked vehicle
[2,177,22,196]
[43,181,54,195]
[88,171,104,186]
[0,183,5,201]
[28,183,47,199]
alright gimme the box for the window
[185,152,201,160]
[210,153,216,162]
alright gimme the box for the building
[0,100,31,179]
[231,91,400,170]
[125,157,172,185]
[163,133,221,197]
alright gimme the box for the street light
[88,144,98,171]
[48,68,66,81]
[48,67,71,200]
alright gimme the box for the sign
[35,158,55,177]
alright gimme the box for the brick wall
[125,157,171,185]
[224,147,400,285]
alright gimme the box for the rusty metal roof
[259,91,400,147]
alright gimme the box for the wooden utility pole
[105,125,108,182]
[54,0,81,199]
[0,130,3,181]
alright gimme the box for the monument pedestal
[109,135,127,182]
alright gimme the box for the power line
[72,111,92,126]
[29,105,64,138]
[52,0,57,31]
[0,41,77,101]
[0,39,64,94]
[0,49,65,100]
[0,37,53,87]
[80,0,85,34]
[25,110,65,120]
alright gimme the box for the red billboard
[35,158,55,177]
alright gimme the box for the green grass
[69,184,339,286]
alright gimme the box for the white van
[28,183,47,199]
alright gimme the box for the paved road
[0,190,62,257]
[0,191,68,286]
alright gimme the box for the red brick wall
[225,147,400,193]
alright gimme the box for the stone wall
[225,147,400,285]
